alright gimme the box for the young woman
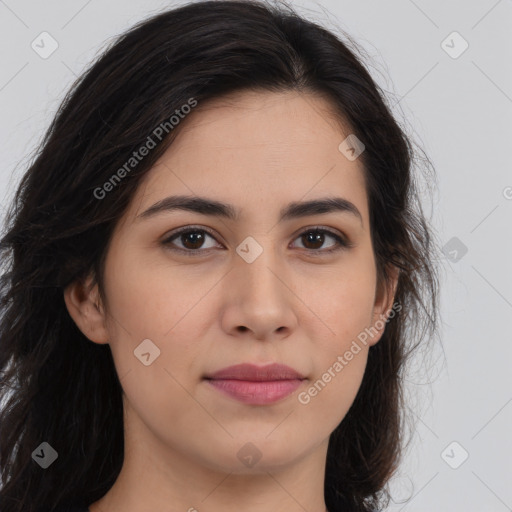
[0,1,440,511]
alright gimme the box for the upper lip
[205,363,305,381]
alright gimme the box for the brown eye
[178,231,207,250]
[161,225,352,257]
[300,231,330,250]
[292,228,351,254]
[162,227,221,255]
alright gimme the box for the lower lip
[206,378,303,405]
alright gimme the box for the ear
[368,264,400,347]
[63,274,109,344]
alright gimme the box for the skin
[65,90,398,512]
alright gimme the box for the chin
[203,436,314,474]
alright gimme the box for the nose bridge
[219,231,300,340]
[233,233,290,307]
[238,236,280,290]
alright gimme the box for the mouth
[204,363,306,405]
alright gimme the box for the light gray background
[1,0,511,510]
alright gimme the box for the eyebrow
[136,195,363,225]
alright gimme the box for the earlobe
[63,276,109,344]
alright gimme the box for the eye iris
[170,229,337,253]
[182,231,205,249]
[303,231,324,249]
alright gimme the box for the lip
[204,363,306,405]
[206,363,305,381]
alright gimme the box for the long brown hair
[0,1,440,510]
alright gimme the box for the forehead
[128,90,369,225]
[169,89,351,155]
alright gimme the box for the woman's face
[67,90,396,475]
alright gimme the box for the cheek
[297,349,368,437]
[102,240,212,339]
[117,365,219,465]
[295,255,375,425]
[102,253,211,444]
[302,260,376,348]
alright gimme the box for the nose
[220,247,298,341]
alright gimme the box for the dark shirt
[52,506,89,512]
[52,503,376,512]
[53,505,376,512]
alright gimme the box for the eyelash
[161,225,353,257]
